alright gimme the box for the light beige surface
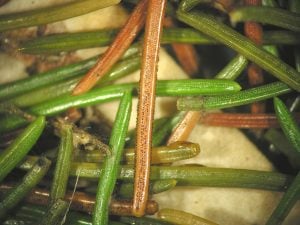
[1,1,299,224]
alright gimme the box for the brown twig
[0,184,158,216]
[167,111,201,144]
[163,17,200,76]
[200,113,300,129]
[71,0,147,95]
[133,0,166,217]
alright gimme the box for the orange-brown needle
[244,0,265,114]
[72,0,147,95]
[163,17,200,76]
[0,184,158,216]
[167,111,201,145]
[133,0,166,217]
[200,113,300,129]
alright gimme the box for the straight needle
[72,0,147,95]
[133,0,166,217]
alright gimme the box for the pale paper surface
[0,1,299,224]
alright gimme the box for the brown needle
[72,0,147,95]
[133,0,166,217]
[200,113,300,129]
[244,0,265,114]
[0,184,158,216]
[167,111,201,145]
[163,17,200,76]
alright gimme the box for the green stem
[162,27,216,44]
[38,199,68,225]
[0,114,28,133]
[50,123,73,205]
[9,56,140,107]
[230,6,300,32]
[118,180,177,198]
[0,0,120,32]
[119,216,174,225]
[19,160,292,191]
[2,219,33,225]
[20,28,216,54]
[266,171,300,225]
[74,141,200,164]
[177,82,291,111]
[66,211,127,225]
[15,203,46,222]
[176,9,300,91]
[19,29,118,54]
[158,208,219,225]
[262,31,300,45]
[0,48,139,101]
[264,129,300,169]
[0,59,95,101]
[93,91,132,225]
[0,116,45,182]
[65,164,292,191]
[26,79,240,116]
[290,0,300,73]
[11,203,126,225]
[19,27,300,54]
[0,157,51,219]
[151,112,185,147]
[127,141,200,164]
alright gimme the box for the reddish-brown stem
[167,111,201,145]
[244,0,265,115]
[71,0,147,95]
[133,0,166,217]
[200,113,300,129]
[0,184,158,216]
[163,17,200,76]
